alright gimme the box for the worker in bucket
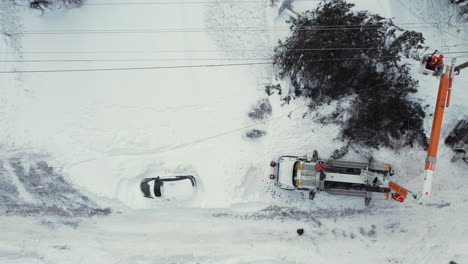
[426,50,444,72]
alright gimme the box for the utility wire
[0,55,419,73]
[4,53,468,73]
[0,57,376,74]
[0,59,269,63]
[0,58,272,63]
[5,22,432,32]
[396,0,468,42]
[147,104,309,155]
[0,47,454,54]
[1,43,467,55]
[0,62,272,74]
[3,51,468,64]
[1,22,438,36]
[0,49,270,54]
[8,25,437,35]
[68,103,310,166]
[21,0,323,6]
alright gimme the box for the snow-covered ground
[1,204,467,264]
[1,0,467,263]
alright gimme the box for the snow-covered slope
[1,0,467,263]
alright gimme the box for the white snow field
[1,0,467,263]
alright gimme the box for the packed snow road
[1,203,467,264]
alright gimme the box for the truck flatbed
[325,159,391,172]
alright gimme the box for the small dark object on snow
[308,191,315,200]
[248,98,272,120]
[245,129,267,139]
[297,228,304,235]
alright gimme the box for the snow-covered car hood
[277,157,297,189]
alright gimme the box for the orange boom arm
[420,62,455,203]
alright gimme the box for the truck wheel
[312,150,318,162]
[364,197,371,206]
[309,191,316,200]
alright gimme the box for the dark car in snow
[140,175,197,199]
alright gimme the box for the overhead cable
[0,55,416,74]
[0,58,272,63]
[8,25,437,35]
[396,0,468,42]
[15,0,321,6]
[0,47,448,54]
[0,62,272,73]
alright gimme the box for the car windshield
[292,161,300,187]
[140,176,197,199]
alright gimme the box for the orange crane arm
[387,59,466,204]
[420,61,456,203]
[427,68,450,167]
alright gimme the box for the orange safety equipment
[428,55,444,68]
[315,163,326,172]
[391,193,405,202]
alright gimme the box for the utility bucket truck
[269,58,467,206]
[269,151,395,206]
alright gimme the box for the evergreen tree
[272,0,428,149]
[29,0,83,13]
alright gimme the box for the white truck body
[272,155,393,204]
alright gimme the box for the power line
[0,50,268,54]
[396,0,468,42]
[0,62,272,74]
[149,104,309,155]
[7,25,437,35]
[1,41,465,55]
[4,52,468,73]
[0,48,378,60]
[67,103,310,166]
[0,57,370,74]
[5,22,431,32]
[15,0,322,6]
[73,0,321,5]
[1,22,438,36]
[0,47,437,54]
[0,58,272,63]
[0,57,364,65]
[441,51,468,54]
[0,55,418,74]
[3,51,468,64]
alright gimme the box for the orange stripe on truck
[388,181,409,197]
